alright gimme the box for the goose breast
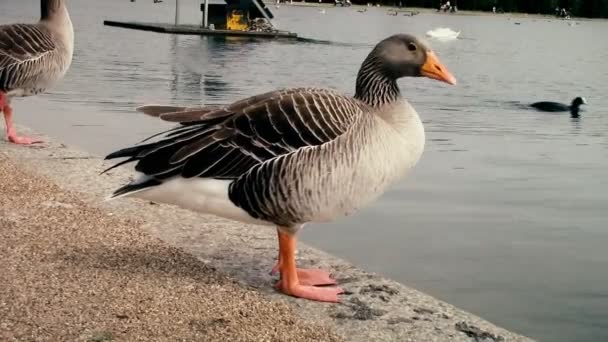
[229,100,425,226]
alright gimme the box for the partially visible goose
[531,96,587,118]
[104,34,456,302]
[0,0,74,144]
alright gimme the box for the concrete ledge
[1,126,534,342]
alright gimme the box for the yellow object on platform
[227,11,248,31]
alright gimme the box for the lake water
[2,1,608,341]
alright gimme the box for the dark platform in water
[103,20,298,39]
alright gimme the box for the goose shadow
[57,240,361,293]
[58,244,226,285]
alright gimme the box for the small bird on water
[103,34,456,302]
[530,96,587,118]
[0,0,74,145]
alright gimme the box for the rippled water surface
[2,1,608,341]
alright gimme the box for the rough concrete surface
[1,126,535,342]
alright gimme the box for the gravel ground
[0,154,342,342]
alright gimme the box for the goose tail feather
[105,177,161,201]
[136,105,188,117]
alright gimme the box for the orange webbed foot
[274,268,338,288]
[7,134,43,145]
[274,228,344,303]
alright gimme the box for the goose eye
[407,43,417,51]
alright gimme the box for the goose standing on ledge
[0,0,74,144]
[104,34,457,302]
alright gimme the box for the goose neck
[40,0,69,23]
[354,56,401,108]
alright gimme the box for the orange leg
[270,229,282,275]
[1,93,42,145]
[275,228,343,302]
[271,228,337,287]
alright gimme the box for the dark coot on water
[530,97,587,117]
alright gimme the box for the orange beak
[421,51,457,85]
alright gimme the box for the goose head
[373,34,457,85]
[355,34,456,106]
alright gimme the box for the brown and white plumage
[0,0,73,144]
[105,34,457,302]
[107,88,359,179]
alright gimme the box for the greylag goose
[104,34,456,302]
[0,0,73,144]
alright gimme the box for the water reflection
[168,36,200,101]
[168,36,275,104]
[570,117,582,134]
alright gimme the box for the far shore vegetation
[289,0,608,18]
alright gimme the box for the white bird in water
[0,0,74,145]
[426,27,460,40]
[103,34,456,303]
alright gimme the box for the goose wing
[0,23,56,92]
[105,87,365,180]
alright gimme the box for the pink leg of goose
[1,92,43,145]
[274,229,343,302]
[270,228,337,286]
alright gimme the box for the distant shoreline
[282,2,605,21]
